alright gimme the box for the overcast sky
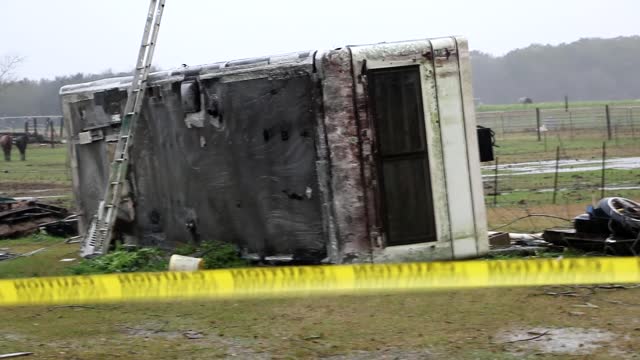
[1,0,639,79]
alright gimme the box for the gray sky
[2,0,639,79]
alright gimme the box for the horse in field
[0,134,11,161]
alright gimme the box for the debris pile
[489,231,563,256]
[544,197,640,255]
[0,197,77,239]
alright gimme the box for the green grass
[0,283,638,358]
[477,99,640,112]
[484,168,640,190]
[0,146,70,185]
[0,234,78,279]
[491,133,640,163]
[487,188,640,208]
[482,135,640,208]
[485,133,640,170]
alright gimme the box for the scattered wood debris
[0,197,77,239]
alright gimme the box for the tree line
[471,36,640,104]
[1,36,640,116]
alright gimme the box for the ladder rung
[81,0,165,258]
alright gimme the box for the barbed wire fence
[478,105,640,232]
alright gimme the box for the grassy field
[0,146,70,185]
[493,134,640,163]
[0,235,639,359]
[0,146,73,208]
[477,99,640,112]
[0,235,78,279]
[482,133,640,210]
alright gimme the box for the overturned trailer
[60,37,489,263]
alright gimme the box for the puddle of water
[499,327,616,355]
[482,157,640,177]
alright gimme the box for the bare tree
[0,55,25,93]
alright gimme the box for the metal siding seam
[452,37,479,256]
[429,40,455,258]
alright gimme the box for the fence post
[24,120,29,135]
[605,105,612,140]
[536,107,541,141]
[552,146,560,204]
[600,142,606,199]
[49,119,54,148]
[33,118,38,137]
[493,157,499,207]
[631,108,636,139]
[59,117,64,139]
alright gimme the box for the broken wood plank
[0,353,33,359]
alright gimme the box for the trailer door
[368,66,437,246]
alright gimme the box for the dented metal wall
[60,37,488,264]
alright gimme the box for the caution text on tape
[0,257,638,306]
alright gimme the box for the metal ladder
[81,0,166,257]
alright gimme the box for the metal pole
[493,157,499,207]
[631,108,635,139]
[536,107,541,141]
[605,104,612,140]
[552,146,560,204]
[49,119,54,148]
[59,117,64,139]
[601,142,606,199]
[33,118,38,137]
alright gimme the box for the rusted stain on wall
[319,49,370,262]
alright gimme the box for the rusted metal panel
[318,49,371,263]
[60,39,489,263]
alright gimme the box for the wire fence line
[479,105,640,213]
[476,105,640,141]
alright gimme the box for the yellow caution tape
[0,257,638,306]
